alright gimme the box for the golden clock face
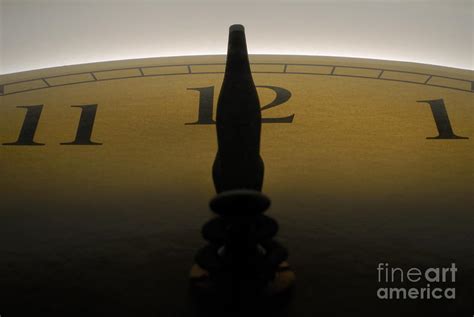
[1,55,473,314]
[1,55,472,211]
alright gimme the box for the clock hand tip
[229,24,245,32]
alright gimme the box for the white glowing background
[1,0,473,74]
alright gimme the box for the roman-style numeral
[186,87,216,125]
[2,104,102,146]
[259,85,294,123]
[3,105,45,145]
[61,105,102,145]
[186,85,294,125]
[417,99,468,139]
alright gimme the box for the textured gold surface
[1,55,472,207]
[1,55,473,316]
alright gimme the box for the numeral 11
[2,104,102,146]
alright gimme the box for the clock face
[1,55,473,314]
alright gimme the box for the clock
[0,36,472,314]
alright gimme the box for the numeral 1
[3,105,45,146]
[186,87,216,125]
[417,99,468,139]
[61,105,102,145]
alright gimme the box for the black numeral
[186,85,294,125]
[186,87,216,125]
[61,105,102,145]
[417,99,468,139]
[259,86,294,123]
[3,105,45,146]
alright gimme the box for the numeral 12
[186,85,295,125]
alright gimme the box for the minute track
[1,59,473,96]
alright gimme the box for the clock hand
[190,25,294,300]
[212,24,264,193]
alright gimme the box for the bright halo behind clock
[1,0,472,74]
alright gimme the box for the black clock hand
[191,25,294,301]
[212,24,264,193]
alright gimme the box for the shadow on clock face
[0,185,472,317]
[0,51,472,316]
